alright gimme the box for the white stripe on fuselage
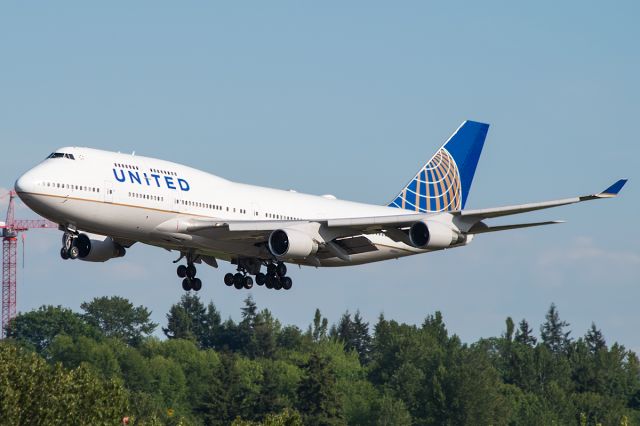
[16,147,424,266]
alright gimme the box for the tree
[277,325,304,351]
[253,309,281,359]
[296,352,343,425]
[334,311,372,366]
[504,317,515,342]
[47,334,122,379]
[540,303,571,354]
[422,311,448,345]
[241,295,258,325]
[201,301,224,349]
[231,408,303,426]
[237,295,260,357]
[585,323,606,353]
[0,342,129,424]
[373,392,412,426]
[195,366,228,425]
[163,293,220,348]
[308,309,328,343]
[81,296,157,345]
[5,305,100,353]
[514,319,537,347]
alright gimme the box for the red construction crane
[1,190,57,338]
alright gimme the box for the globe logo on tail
[389,148,461,213]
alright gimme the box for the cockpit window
[47,152,75,160]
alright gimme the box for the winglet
[597,179,628,198]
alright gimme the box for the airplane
[13,121,627,292]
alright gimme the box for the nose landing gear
[60,231,79,260]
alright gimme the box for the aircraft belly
[319,242,418,267]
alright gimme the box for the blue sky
[1,2,638,349]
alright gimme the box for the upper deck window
[47,152,75,160]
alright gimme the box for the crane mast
[1,191,57,337]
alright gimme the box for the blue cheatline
[387,120,489,212]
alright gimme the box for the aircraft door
[251,202,260,219]
[103,181,114,203]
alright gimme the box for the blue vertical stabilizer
[388,120,489,212]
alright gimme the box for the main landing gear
[173,254,293,292]
[224,261,293,291]
[223,269,254,290]
[176,255,202,292]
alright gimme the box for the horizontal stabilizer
[468,220,564,234]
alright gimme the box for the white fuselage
[15,147,429,266]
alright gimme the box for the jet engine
[408,220,466,249]
[268,229,318,259]
[76,232,126,262]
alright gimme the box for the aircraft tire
[244,276,253,289]
[233,273,244,289]
[69,246,80,259]
[255,272,266,286]
[267,263,277,275]
[224,273,234,286]
[265,275,274,289]
[186,265,197,279]
[282,276,292,290]
[177,265,187,278]
[192,278,202,291]
[182,278,192,291]
[60,247,70,260]
[276,262,287,277]
[273,279,283,291]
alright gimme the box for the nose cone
[15,169,35,194]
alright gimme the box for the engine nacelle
[268,228,318,259]
[76,233,126,262]
[408,220,466,249]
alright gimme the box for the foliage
[5,304,100,352]
[296,351,343,425]
[0,342,129,425]
[81,295,157,345]
[4,296,640,425]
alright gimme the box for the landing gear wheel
[244,276,254,290]
[282,276,293,290]
[69,246,80,260]
[224,273,234,286]
[267,263,277,276]
[177,265,187,278]
[233,273,244,289]
[60,247,70,260]
[62,232,74,250]
[182,278,192,291]
[273,278,283,291]
[186,265,197,279]
[276,262,287,277]
[265,275,275,289]
[255,273,266,286]
[192,278,202,291]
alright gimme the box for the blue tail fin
[388,120,489,212]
